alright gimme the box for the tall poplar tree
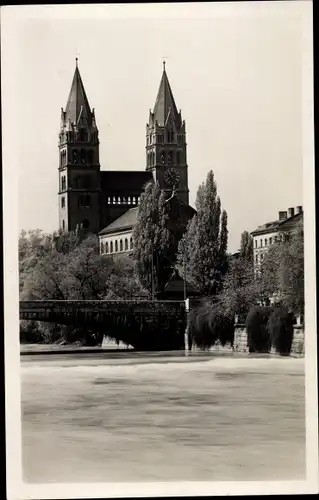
[132,182,176,296]
[240,230,254,262]
[178,170,228,296]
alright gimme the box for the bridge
[20,300,187,350]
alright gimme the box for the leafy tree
[177,170,228,296]
[132,181,176,296]
[240,230,253,262]
[246,306,272,353]
[188,301,234,349]
[260,221,304,314]
[268,307,294,355]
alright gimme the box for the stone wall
[233,324,304,356]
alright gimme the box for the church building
[58,59,194,253]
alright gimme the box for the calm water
[21,352,305,483]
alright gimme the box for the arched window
[132,196,136,204]
[100,242,105,254]
[118,197,121,204]
[62,220,65,231]
[113,196,116,204]
[115,240,118,252]
[128,196,131,204]
[130,237,133,250]
[176,151,181,165]
[120,240,123,252]
[123,196,126,204]
[105,242,109,254]
[81,149,86,164]
[107,197,111,204]
[110,241,113,253]
[125,238,128,250]
[265,238,268,246]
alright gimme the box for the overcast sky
[3,1,309,252]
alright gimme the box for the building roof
[251,212,303,236]
[163,269,198,295]
[150,64,182,128]
[100,171,153,192]
[64,60,93,127]
[99,207,138,235]
[251,220,280,236]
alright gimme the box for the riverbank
[20,342,303,358]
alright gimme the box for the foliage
[260,221,304,314]
[268,307,294,355]
[188,301,234,349]
[246,306,272,353]
[218,256,259,316]
[240,231,253,262]
[132,182,177,296]
[177,170,228,296]
[19,230,149,344]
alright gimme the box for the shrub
[188,302,234,350]
[268,307,294,355]
[246,306,272,353]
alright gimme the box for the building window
[72,150,78,164]
[125,238,128,251]
[110,241,113,253]
[130,237,133,250]
[168,151,173,165]
[260,239,263,248]
[157,134,164,143]
[62,220,65,230]
[100,242,105,254]
[255,240,257,248]
[61,176,66,191]
[105,242,109,254]
[61,197,65,208]
[269,237,272,245]
[274,236,278,242]
[82,219,90,230]
[255,254,258,264]
[260,253,264,261]
[115,241,118,252]
[265,238,268,246]
[176,151,181,165]
[120,240,123,252]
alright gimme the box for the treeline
[19,229,149,344]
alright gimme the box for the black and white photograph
[2,1,318,498]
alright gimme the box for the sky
[3,2,308,253]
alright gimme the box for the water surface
[21,352,305,483]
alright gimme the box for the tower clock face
[164,168,180,186]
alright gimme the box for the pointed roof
[152,63,181,128]
[65,59,93,127]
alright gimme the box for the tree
[132,181,176,296]
[240,231,253,262]
[178,170,228,296]
[268,307,294,355]
[246,306,272,353]
[260,221,304,314]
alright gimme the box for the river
[21,351,305,483]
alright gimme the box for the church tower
[58,59,101,234]
[146,63,189,205]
